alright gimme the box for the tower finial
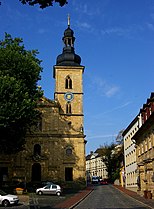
[68,14,70,27]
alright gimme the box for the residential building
[123,92,154,197]
[123,115,142,192]
[133,93,154,198]
[86,151,108,181]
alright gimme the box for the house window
[141,144,144,154]
[138,146,140,156]
[65,76,72,89]
[148,137,152,149]
[145,140,148,152]
[66,103,72,114]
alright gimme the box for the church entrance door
[31,163,41,182]
[65,167,73,181]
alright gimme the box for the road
[1,185,152,209]
[74,184,152,209]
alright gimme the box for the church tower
[53,16,86,181]
[53,16,85,135]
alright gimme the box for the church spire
[63,15,75,47]
[55,16,81,66]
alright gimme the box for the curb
[69,188,94,209]
[53,186,94,209]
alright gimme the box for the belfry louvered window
[65,76,72,89]
[66,103,72,114]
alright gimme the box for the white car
[92,176,100,184]
[36,183,62,196]
[0,190,19,207]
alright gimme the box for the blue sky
[1,0,154,154]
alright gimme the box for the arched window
[65,76,72,89]
[34,144,41,156]
[66,103,72,114]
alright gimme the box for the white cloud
[76,21,95,34]
[108,102,132,112]
[150,13,154,20]
[99,102,132,118]
[38,28,46,34]
[91,101,132,121]
[101,26,132,37]
[100,24,146,39]
[105,86,119,97]
[92,76,120,98]
[79,22,91,30]
[146,23,154,31]
[77,22,92,30]
[88,134,117,139]
[77,21,144,39]
[73,2,100,17]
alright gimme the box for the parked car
[36,183,62,196]
[100,179,108,185]
[0,189,19,207]
[92,176,100,184]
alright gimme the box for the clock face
[64,92,74,102]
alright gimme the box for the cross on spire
[68,14,70,27]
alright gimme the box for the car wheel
[38,191,43,195]
[2,200,10,207]
[56,192,61,196]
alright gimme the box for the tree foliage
[19,0,67,8]
[0,33,43,154]
[96,143,124,183]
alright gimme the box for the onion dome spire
[56,15,81,66]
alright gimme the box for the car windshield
[0,190,7,196]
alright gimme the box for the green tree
[19,0,67,8]
[96,142,124,183]
[0,33,43,154]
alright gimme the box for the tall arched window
[66,103,72,114]
[65,76,72,89]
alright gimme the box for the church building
[0,18,86,185]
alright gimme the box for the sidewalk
[18,194,29,206]
[114,185,154,209]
